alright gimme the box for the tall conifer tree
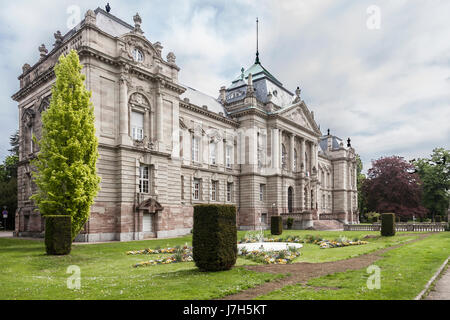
[31,50,100,240]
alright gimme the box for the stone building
[12,8,358,242]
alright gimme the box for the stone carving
[22,108,36,127]
[36,95,51,113]
[154,42,163,57]
[288,109,308,128]
[39,44,48,60]
[85,9,96,26]
[293,86,301,103]
[130,92,149,107]
[167,52,176,64]
[133,13,144,35]
[53,30,63,47]
[22,63,31,74]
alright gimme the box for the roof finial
[255,17,260,64]
[105,3,111,13]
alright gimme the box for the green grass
[0,230,442,300]
[257,232,450,300]
[0,236,281,300]
[243,230,418,263]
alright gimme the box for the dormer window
[132,48,144,62]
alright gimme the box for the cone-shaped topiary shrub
[271,216,283,235]
[45,215,72,255]
[192,205,237,271]
[381,213,396,236]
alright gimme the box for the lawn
[0,230,445,300]
[257,232,450,300]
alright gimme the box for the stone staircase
[312,220,344,231]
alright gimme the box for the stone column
[119,75,130,144]
[156,82,164,149]
[289,133,295,172]
[279,129,284,170]
[300,138,305,173]
[272,128,279,170]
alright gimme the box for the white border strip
[414,256,449,300]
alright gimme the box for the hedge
[192,205,237,271]
[286,217,294,230]
[45,215,72,255]
[271,216,283,235]
[381,213,395,237]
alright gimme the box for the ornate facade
[12,8,358,242]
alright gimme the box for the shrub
[286,217,294,229]
[192,205,237,271]
[435,216,441,223]
[45,215,72,255]
[381,213,396,237]
[271,216,283,235]
[366,212,380,223]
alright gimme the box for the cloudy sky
[0,0,449,172]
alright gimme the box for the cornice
[180,102,239,127]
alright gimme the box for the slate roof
[225,61,294,107]
[180,86,228,116]
[319,135,345,152]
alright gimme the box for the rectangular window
[227,182,233,202]
[193,178,201,200]
[226,145,232,168]
[139,166,149,194]
[210,142,216,165]
[131,111,144,141]
[210,181,218,201]
[192,136,200,162]
[259,184,265,201]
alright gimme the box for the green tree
[356,154,367,220]
[0,131,20,230]
[31,50,100,240]
[412,148,450,221]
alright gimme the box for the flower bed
[131,246,193,268]
[238,235,368,249]
[126,245,191,255]
[318,239,368,249]
[239,248,301,264]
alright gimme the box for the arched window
[281,144,287,169]
[288,187,293,213]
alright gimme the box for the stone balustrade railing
[344,223,447,232]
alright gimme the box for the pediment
[278,103,321,135]
[119,33,159,68]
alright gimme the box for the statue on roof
[105,3,111,13]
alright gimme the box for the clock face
[132,48,144,62]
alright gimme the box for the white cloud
[0,0,448,173]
